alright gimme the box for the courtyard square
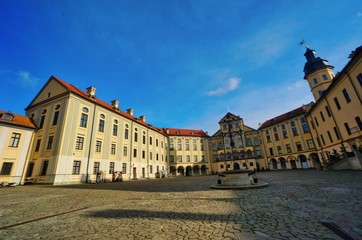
[0,170,361,240]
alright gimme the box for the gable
[26,77,70,110]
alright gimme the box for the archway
[233,162,240,170]
[193,165,200,175]
[270,158,277,170]
[186,166,192,176]
[279,157,287,169]
[201,165,208,175]
[309,153,321,170]
[298,154,308,169]
[288,156,297,169]
[170,166,176,176]
[177,166,184,176]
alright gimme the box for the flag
[298,39,305,45]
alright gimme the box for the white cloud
[1,69,39,88]
[207,77,241,96]
[287,80,308,91]
[16,70,39,88]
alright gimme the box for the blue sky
[1,0,361,134]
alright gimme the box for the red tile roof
[51,76,167,137]
[0,110,36,129]
[259,104,312,129]
[164,128,209,137]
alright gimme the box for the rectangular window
[170,156,174,162]
[302,124,309,133]
[320,111,325,122]
[254,139,260,146]
[76,137,84,150]
[307,139,315,149]
[316,136,321,148]
[113,124,118,136]
[40,160,48,175]
[344,122,351,135]
[355,116,362,131]
[320,134,326,145]
[47,136,54,149]
[143,135,146,144]
[122,163,127,174]
[133,149,137,157]
[149,137,153,145]
[9,133,21,147]
[109,162,114,174]
[314,117,319,126]
[35,139,41,152]
[150,165,153,174]
[342,89,351,103]
[193,144,197,150]
[177,144,182,150]
[186,144,190,150]
[357,73,362,87]
[72,161,81,174]
[277,146,282,154]
[327,131,333,143]
[286,144,291,153]
[99,119,105,132]
[111,144,116,154]
[150,152,153,160]
[296,142,303,151]
[0,162,13,175]
[256,150,261,157]
[156,139,159,147]
[124,129,129,139]
[325,106,331,117]
[95,140,102,152]
[177,155,182,162]
[334,127,341,140]
[322,74,328,80]
[52,111,59,125]
[123,146,127,156]
[269,148,274,155]
[93,162,100,174]
[334,97,341,110]
[80,113,88,128]
[246,138,252,146]
[156,153,159,161]
[194,155,198,162]
[39,115,45,129]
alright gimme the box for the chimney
[127,108,134,116]
[139,115,146,122]
[86,86,96,97]
[111,100,119,109]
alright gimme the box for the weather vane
[298,39,308,48]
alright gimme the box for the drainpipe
[85,102,97,183]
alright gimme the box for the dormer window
[0,113,14,121]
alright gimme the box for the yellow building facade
[0,111,36,185]
[209,113,266,173]
[304,46,362,169]
[25,76,169,184]
[166,128,210,176]
[259,103,320,170]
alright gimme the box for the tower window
[322,75,328,80]
[313,78,318,85]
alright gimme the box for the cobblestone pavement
[0,170,361,240]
